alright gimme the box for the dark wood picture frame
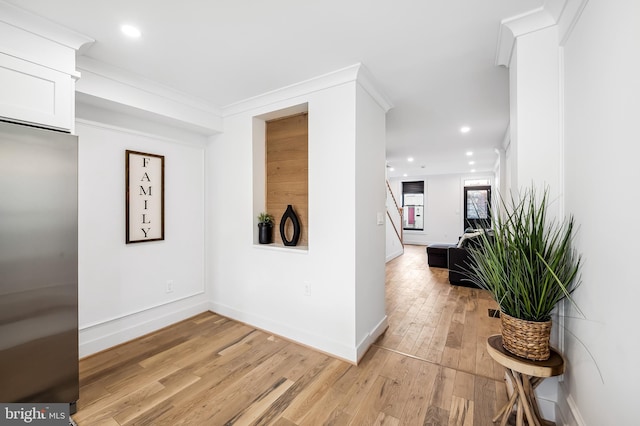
[125,150,165,243]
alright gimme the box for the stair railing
[386,180,403,245]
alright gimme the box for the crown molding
[356,63,394,113]
[76,57,391,134]
[222,63,362,117]
[0,0,94,53]
[223,63,392,117]
[554,0,590,45]
[495,0,589,67]
[77,57,222,115]
[495,6,556,67]
[76,57,223,135]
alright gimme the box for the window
[402,181,424,231]
[464,178,490,186]
[464,185,491,230]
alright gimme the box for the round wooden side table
[486,335,565,426]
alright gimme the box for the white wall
[426,175,464,243]
[509,26,562,203]
[0,6,215,359]
[507,24,566,421]
[355,84,388,359]
[207,66,389,362]
[501,1,640,422]
[385,215,403,262]
[76,110,209,357]
[561,1,640,424]
[391,173,493,246]
[385,182,403,262]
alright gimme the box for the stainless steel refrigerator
[0,120,79,411]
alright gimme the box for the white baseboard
[537,397,558,423]
[402,236,428,245]
[79,295,209,358]
[386,248,403,262]
[555,400,567,426]
[557,381,586,426]
[210,301,379,363]
[356,315,388,363]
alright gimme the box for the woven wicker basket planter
[500,312,552,361]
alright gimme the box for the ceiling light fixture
[121,24,142,38]
[469,161,475,165]
[407,157,414,162]
[466,151,473,156]
[403,173,408,177]
[460,126,471,133]
[471,169,476,173]
[389,167,395,172]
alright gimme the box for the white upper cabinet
[0,53,74,130]
[0,1,93,131]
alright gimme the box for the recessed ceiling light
[407,157,414,162]
[389,167,395,172]
[460,126,471,133]
[121,24,142,38]
[403,173,408,177]
[469,161,475,165]
[471,169,476,173]
[466,151,473,156]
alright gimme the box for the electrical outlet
[166,280,174,293]
[303,281,311,296]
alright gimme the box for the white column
[499,17,565,422]
[508,26,562,205]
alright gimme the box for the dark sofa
[426,244,456,268]
[448,230,493,287]
[448,246,476,286]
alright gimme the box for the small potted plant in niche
[257,212,275,244]
[466,185,582,361]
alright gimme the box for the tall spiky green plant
[466,186,581,322]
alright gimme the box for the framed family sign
[125,150,165,243]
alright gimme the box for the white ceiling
[7,0,543,178]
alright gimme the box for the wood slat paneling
[266,113,308,246]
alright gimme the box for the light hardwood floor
[72,245,506,425]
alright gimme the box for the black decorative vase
[279,204,301,246]
[258,223,272,244]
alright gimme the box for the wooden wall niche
[266,113,308,246]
